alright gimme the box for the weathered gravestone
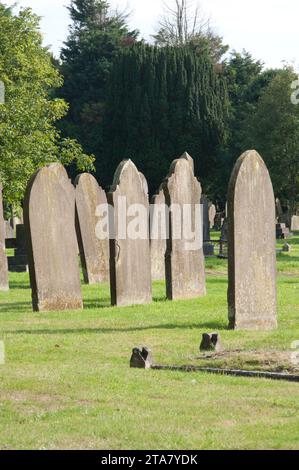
[181,151,195,173]
[75,173,109,284]
[8,224,28,272]
[0,182,9,291]
[150,189,167,281]
[228,150,277,330]
[163,155,206,300]
[291,215,299,231]
[201,195,210,242]
[107,160,152,306]
[5,220,14,239]
[209,203,216,229]
[24,163,82,312]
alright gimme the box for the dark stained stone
[150,189,167,281]
[8,224,28,272]
[228,150,277,330]
[0,182,9,291]
[75,173,109,284]
[163,154,206,300]
[107,160,152,306]
[200,333,222,352]
[201,195,210,242]
[130,347,153,369]
[24,163,83,312]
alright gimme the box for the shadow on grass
[0,302,32,314]
[8,281,30,290]
[5,320,229,336]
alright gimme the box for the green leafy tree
[0,4,94,209]
[244,67,299,217]
[211,51,278,206]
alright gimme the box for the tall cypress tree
[58,0,138,171]
[103,44,228,193]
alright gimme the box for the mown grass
[0,233,298,450]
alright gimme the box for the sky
[4,0,299,70]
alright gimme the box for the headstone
[108,160,152,306]
[201,195,210,242]
[8,224,28,272]
[275,198,283,221]
[209,203,216,229]
[75,173,109,284]
[200,333,222,352]
[163,154,206,300]
[276,223,292,239]
[218,218,228,259]
[228,150,277,330]
[5,220,14,239]
[291,215,299,231]
[214,212,224,231]
[150,189,167,281]
[24,163,82,312]
[220,218,228,242]
[0,182,9,291]
[181,151,195,173]
[130,347,153,369]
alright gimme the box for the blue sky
[4,0,299,70]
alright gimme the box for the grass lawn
[0,233,299,450]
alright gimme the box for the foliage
[58,0,138,167]
[0,4,94,209]
[103,43,228,193]
[244,67,299,213]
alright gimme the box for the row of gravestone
[0,149,277,330]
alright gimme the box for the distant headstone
[108,160,152,306]
[0,182,9,291]
[276,223,292,239]
[24,163,82,312]
[228,150,277,330]
[220,218,228,242]
[275,198,283,221]
[75,173,109,284]
[5,220,14,240]
[291,215,299,231]
[150,189,167,281]
[201,195,210,242]
[163,154,206,300]
[209,203,216,229]
[8,224,28,272]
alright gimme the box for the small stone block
[200,333,222,352]
[282,243,291,253]
[130,347,153,369]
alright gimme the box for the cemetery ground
[0,234,298,450]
